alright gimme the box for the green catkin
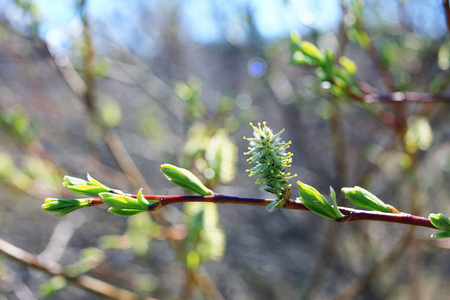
[244,122,296,210]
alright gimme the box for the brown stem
[79,0,97,119]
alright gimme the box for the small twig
[0,237,154,300]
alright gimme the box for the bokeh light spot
[247,57,267,78]
[236,94,252,110]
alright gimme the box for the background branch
[0,238,154,300]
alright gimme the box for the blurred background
[0,0,449,299]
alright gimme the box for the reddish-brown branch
[89,194,437,230]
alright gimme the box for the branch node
[335,214,351,223]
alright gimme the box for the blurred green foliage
[0,0,449,299]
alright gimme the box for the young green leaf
[341,186,392,213]
[323,50,335,80]
[266,200,280,212]
[297,181,339,220]
[99,189,159,216]
[330,186,344,218]
[87,173,107,188]
[429,213,450,231]
[42,198,91,217]
[289,31,302,46]
[62,174,121,197]
[338,56,358,75]
[298,41,325,66]
[431,231,450,239]
[161,164,214,196]
[136,188,150,210]
[108,207,144,216]
[39,276,67,297]
[99,193,143,210]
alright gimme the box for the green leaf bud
[289,31,302,46]
[429,213,450,231]
[341,186,392,213]
[297,181,340,220]
[160,164,214,196]
[63,174,122,197]
[100,189,160,216]
[338,56,358,75]
[39,276,67,297]
[100,193,143,210]
[298,41,325,66]
[42,198,91,217]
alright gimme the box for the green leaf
[291,51,311,66]
[323,50,335,80]
[62,174,118,197]
[289,31,302,46]
[334,68,355,88]
[65,185,110,197]
[431,231,450,239]
[339,56,358,75]
[348,27,370,49]
[298,41,325,66]
[429,213,450,231]
[136,188,150,210]
[330,186,344,218]
[297,181,339,219]
[161,164,214,196]
[62,176,89,187]
[99,193,143,210]
[87,173,106,187]
[41,198,90,217]
[39,276,67,297]
[108,207,144,216]
[266,200,280,212]
[341,186,392,213]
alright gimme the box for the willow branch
[87,194,437,230]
